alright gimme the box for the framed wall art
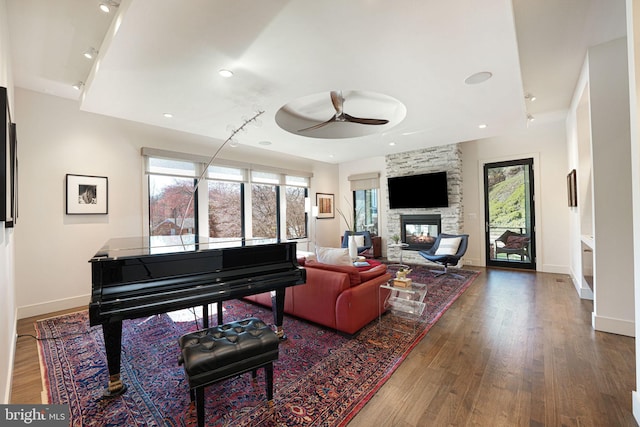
[66,174,109,214]
[316,193,335,219]
[567,169,577,207]
[1,86,16,227]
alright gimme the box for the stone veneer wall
[385,143,463,266]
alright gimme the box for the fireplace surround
[401,214,441,251]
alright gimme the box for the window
[148,158,197,236]
[354,189,378,235]
[144,150,311,242]
[349,173,380,235]
[285,186,308,240]
[208,181,243,239]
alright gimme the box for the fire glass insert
[400,214,441,251]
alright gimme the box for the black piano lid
[90,236,286,261]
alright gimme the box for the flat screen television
[388,171,449,209]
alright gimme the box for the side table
[378,280,427,334]
[388,242,409,269]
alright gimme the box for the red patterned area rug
[37,265,478,426]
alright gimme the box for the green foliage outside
[488,166,526,228]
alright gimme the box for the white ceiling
[5,0,627,164]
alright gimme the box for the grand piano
[88,236,306,397]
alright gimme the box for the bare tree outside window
[252,183,277,239]
[149,176,195,236]
[285,186,307,239]
[209,181,242,238]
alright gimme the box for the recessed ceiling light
[258,141,271,146]
[389,142,396,146]
[163,113,173,118]
[478,124,487,129]
[219,69,233,78]
[464,71,493,85]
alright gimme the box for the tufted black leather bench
[178,317,280,427]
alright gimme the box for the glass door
[484,158,536,270]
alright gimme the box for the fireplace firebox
[401,214,441,251]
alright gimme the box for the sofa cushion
[359,264,387,282]
[316,247,353,266]
[305,260,361,286]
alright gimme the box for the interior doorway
[484,158,536,270]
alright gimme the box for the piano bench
[178,317,280,427]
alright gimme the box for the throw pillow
[316,247,353,266]
[505,235,529,249]
[354,235,365,247]
[435,237,462,256]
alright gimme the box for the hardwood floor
[10,269,637,426]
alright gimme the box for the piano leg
[101,321,128,397]
[271,289,287,340]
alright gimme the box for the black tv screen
[388,172,449,209]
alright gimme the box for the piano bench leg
[195,387,205,427]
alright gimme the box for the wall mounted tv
[388,171,449,209]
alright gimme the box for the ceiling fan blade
[344,113,389,125]
[298,115,337,132]
[330,91,343,115]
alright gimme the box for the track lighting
[72,81,84,91]
[525,93,536,102]
[83,47,98,59]
[99,1,120,13]
[527,113,535,122]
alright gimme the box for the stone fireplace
[385,143,463,266]
[401,214,441,251]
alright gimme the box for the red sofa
[244,259,392,335]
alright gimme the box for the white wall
[566,38,635,338]
[13,88,337,318]
[0,0,17,404]
[626,1,640,422]
[460,117,570,272]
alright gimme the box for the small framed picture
[66,174,108,214]
[316,193,335,219]
[567,169,577,207]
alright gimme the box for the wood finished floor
[10,268,638,426]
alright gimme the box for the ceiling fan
[298,90,389,132]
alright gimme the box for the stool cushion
[178,318,279,389]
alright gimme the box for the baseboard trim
[17,294,89,320]
[3,308,18,404]
[540,263,569,274]
[633,391,640,426]
[592,312,635,337]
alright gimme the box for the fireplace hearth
[401,214,441,251]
